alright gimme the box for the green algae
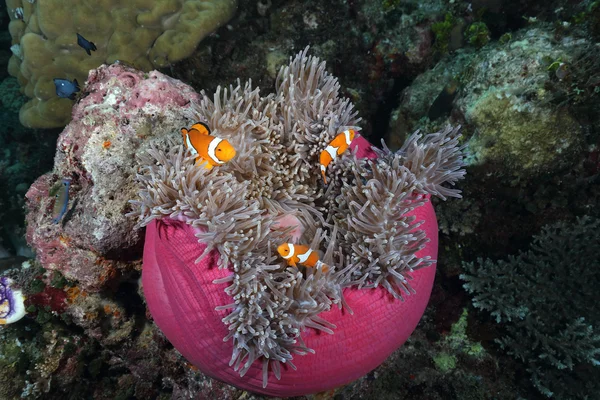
[432,309,486,373]
[465,22,490,48]
[433,352,458,372]
[466,91,582,179]
[432,13,457,54]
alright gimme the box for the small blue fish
[52,179,71,224]
[54,78,80,100]
[76,33,97,56]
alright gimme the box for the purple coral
[0,277,26,325]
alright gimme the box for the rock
[389,26,587,179]
[25,63,200,291]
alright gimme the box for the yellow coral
[5,0,237,128]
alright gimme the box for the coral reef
[2,0,598,397]
[0,274,193,399]
[386,22,600,273]
[461,217,600,398]
[5,0,237,128]
[379,12,599,398]
[431,309,485,373]
[130,47,466,388]
[25,63,200,290]
[10,49,463,397]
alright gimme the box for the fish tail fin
[91,42,97,51]
[320,164,327,184]
[73,79,80,91]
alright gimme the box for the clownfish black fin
[190,122,211,135]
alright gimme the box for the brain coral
[130,48,466,393]
[5,0,237,128]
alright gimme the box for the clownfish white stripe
[185,135,198,155]
[207,137,225,164]
[281,243,294,259]
[344,130,353,145]
[297,248,313,263]
[320,164,326,172]
[325,145,338,160]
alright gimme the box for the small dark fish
[76,33,97,56]
[428,80,459,121]
[14,7,24,20]
[52,179,71,224]
[54,78,80,100]
[554,63,569,81]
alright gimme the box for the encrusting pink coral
[24,63,200,290]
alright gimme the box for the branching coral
[130,47,465,386]
[461,216,600,398]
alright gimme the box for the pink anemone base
[142,137,438,396]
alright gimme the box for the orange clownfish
[319,129,356,184]
[181,122,236,169]
[277,243,329,273]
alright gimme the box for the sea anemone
[129,47,465,394]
